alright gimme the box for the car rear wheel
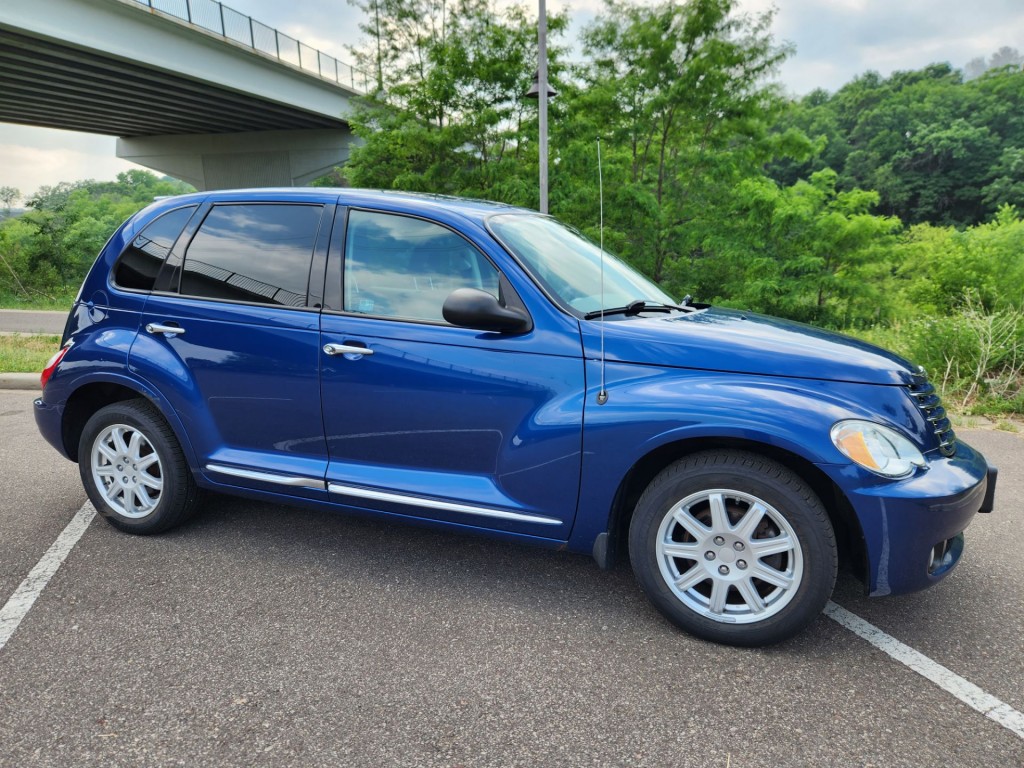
[629,450,837,646]
[79,399,199,534]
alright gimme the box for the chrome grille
[907,369,956,457]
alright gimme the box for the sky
[2,0,1023,200]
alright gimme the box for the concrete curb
[0,373,41,391]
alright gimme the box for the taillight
[40,343,71,389]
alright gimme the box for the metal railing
[134,0,372,93]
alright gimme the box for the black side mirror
[442,288,531,333]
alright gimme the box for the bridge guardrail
[135,0,371,93]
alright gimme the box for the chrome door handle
[145,323,185,336]
[323,343,373,357]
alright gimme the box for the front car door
[319,205,585,540]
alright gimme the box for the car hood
[580,307,916,385]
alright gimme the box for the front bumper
[821,439,995,596]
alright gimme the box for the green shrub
[855,294,1024,414]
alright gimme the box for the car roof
[153,188,532,225]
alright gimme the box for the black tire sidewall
[629,452,837,646]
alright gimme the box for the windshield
[488,214,676,314]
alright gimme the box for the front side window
[179,204,323,307]
[344,210,499,322]
[113,206,196,291]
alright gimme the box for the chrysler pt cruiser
[35,189,996,646]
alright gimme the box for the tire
[628,450,837,646]
[79,398,200,534]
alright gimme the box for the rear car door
[319,206,586,540]
[131,199,332,497]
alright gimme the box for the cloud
[766,0,1024,93]
[0,129,146,197]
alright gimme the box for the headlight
[830,420,926,478]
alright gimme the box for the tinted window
[345,210,498,322]
[113,206,196,291]
[180,204,322,307]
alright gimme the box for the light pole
[525,0,555,214]
[538,0,548,214]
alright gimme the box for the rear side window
[180,204,323,307]
[113,206,196,291]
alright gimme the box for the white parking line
[826,601,1024,741]
[0,502,96,652]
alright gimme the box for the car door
[319,206,586,540]
[131,199,333,498]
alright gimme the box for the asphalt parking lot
[1,388,1022,767]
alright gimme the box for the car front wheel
[629,450,837,646]
[79,399,199,534]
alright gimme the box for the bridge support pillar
[116,128,358,190]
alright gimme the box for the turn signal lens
[830,420,925,479]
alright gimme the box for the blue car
[34,189,996,646]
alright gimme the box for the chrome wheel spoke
[126,487,140,516]
[136,453,160,471]
[140,472,163,492]
[674,568,708,593]
[661,541,701,561]
[750,563,794,590]
[708,492,729,532]
[708,579,729,614]
[749,535,794,559]
[732,502,766,541]
[111,427,129,456]
[735,578,766,614]
[133,487,155,513]
[127,430,144,462]
[672,508,708,540]
[103,482,121,504]
[96,442,118,463]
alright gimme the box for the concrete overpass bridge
[0,0,370,189]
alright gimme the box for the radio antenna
[596,137,608,405]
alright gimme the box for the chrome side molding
[205,464,562,526]
[206,464,325,490]
[327,482,561,526]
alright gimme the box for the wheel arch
[61,377,194,466]
[600,436,866,583]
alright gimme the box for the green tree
[698,169,902,326]
[558,0,803,286]
[0,186,19,215]
[767,64,1024,227]
[0,171,193,299]
[897,205,1024,313]
[343,0,567,206]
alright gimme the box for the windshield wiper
[584,300,684,320]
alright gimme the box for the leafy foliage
[0,171,192,301]
[768,64,1024,227]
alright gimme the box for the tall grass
[856,296,1024,415]
[0,334,61,374]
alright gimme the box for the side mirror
[442,288,531,333]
